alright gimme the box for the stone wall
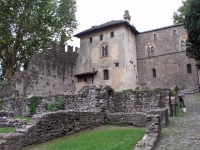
[1,85,171,117]
[0,111,103,150]
[105,112,146,127]
[0,43,79,99]
[135,114,161,150]
[136,24,198,92]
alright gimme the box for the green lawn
[21,126,145,150]
[0,127,15,133]
[14,115,31,123]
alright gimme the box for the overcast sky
[68,0,183,48]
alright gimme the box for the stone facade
[75,23,138,91]
[136,24,198,91]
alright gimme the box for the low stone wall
[0,111,14,118]
[105,112,146,127]
[148,108,168,128]
[135,114,161,150]
[0,118,27,128]
[0,111,103,150]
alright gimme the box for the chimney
[123,10,131,23]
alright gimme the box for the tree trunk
[5,64,13,82]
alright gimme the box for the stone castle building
[74,10,198,92]
[1,11,198,98]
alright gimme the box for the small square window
[115,62,119,67]
[90,37,92,43]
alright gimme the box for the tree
[173,0,192,24]
[0,0,78,81]
[184,0,200,62]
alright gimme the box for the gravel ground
[155,93,200,150]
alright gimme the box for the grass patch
[0,127,15,133]
[14,115,31,123]
[21,126,145,150]
[194,93,200,101]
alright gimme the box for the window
[154,34,157,41]
[187,64,192,73]
[111,32,114,38]
[115,62,119,67]
[147,47,151,57]
[151,47,154,55]
[100,35,103,41]
[173,30,177,36]
[104,70,109,80]
[102,44,108,57]
[152,68,156,78]
[181,40,186,51]
[147,44,154,57]
[90,37,92,43]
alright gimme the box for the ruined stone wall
[0,111,103,150]
[1,86,170,118]
[108,89,170,113]
[0,43,79,99]
[105,112,146,127]
[136,24,198,91]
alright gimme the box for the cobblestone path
[155,93,200,150]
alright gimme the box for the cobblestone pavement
[155,93,200,150]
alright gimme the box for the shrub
[28,96,41,115]
[44,96,65,111]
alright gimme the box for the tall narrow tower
[123,10,131,23]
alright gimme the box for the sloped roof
[139,23,183,34]
[74,20,139,37]
[74,71,98,77]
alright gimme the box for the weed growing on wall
[0,99,3,110]
[28,96,41,115]
[44,96,65,111]
[120,88,149,93]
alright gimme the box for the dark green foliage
[44,96,65,111]
[0,99,3,110]
[173,0,192,24]
[171,90,176,96]
[28,96,41,115]
[184,0,200,61]
[0,0,78,81]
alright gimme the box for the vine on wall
[28,96,41,115]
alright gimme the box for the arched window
[102,44,108,57]
[173,30,177,36]
[187,64,192,73]
[147,47,151,57]
[147,44,155,57]
[151,47,154,55]
[111,32,114,38]
[154,34,157,41]
[104,70,109,80]
[181,40,186,51]
[152,68,156,78]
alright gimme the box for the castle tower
[123,10,131,23]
